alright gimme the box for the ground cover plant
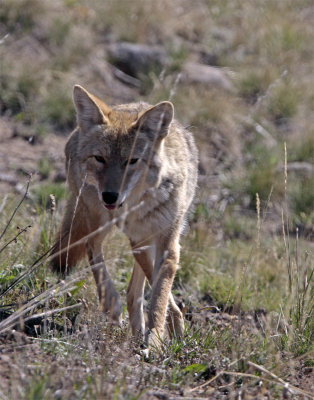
[0,0,313,398]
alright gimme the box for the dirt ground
[0,117,67,196]
[0,308,313,399]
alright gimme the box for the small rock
[107,42,168,78]
[181,62,233,91]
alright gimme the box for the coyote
[51,85,198,349]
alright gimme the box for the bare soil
[0,117,66,195]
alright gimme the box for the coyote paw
[145,328,164,351]
[138,328,164,361]
[140,347,150,362]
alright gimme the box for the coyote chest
[112,177,178,242]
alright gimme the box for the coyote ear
[73,85,109,131]
[133,101,174,139]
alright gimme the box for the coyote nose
[102,191,119,205]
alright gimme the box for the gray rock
[107,42,168,78]
[181,62,233,91]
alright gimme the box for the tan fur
[51,85,198,349]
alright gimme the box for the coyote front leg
[127,262,146,339]
[145,236,184,348]
[87,236,122,323]
[130,242,184,345]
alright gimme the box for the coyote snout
[102,191,119,208]
[51,85,198,352]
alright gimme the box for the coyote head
[72,85,174,210]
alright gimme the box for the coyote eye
[94,155,106,164]
[124,158,139,167]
